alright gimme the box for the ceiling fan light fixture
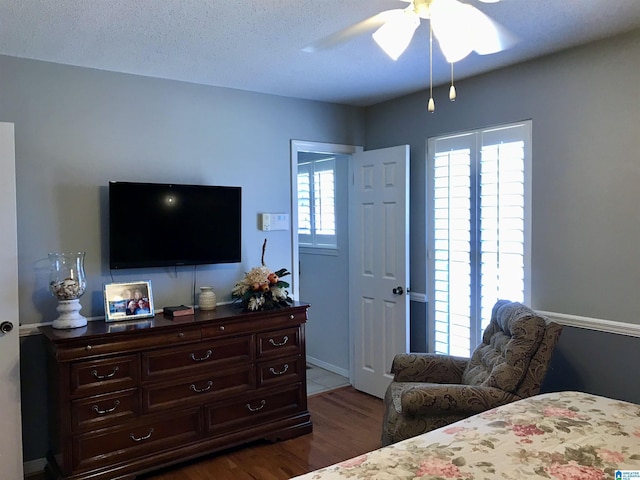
[372,9,420,60]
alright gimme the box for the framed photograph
[104,281,154,322]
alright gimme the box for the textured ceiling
[1,0,640,106]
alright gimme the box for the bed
[291,391,640,479]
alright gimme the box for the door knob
[0,321,14,334]
[392,286,404,295]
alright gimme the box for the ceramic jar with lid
[198,286,217,311]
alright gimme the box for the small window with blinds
[297,156,337,250]
[428,121,531,357]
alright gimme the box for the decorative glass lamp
[48,252,87,329]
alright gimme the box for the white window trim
[299,245,339,256]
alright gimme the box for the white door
[349,145,410,398]
[0,122,23,479]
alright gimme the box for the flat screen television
[109,181,241,269]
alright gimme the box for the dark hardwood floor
[140,386,384,480]
[28,386,384,480]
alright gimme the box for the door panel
[349,145,410,398]
[0,122,23,478]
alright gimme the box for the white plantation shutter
[298,164,312,240]
[428,122,531,356]
[297,157,337,248]
[432,139,473,357]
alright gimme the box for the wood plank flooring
[136,386,384,480]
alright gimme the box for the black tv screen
[109,181,241,269]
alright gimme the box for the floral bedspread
[292,391,640,480]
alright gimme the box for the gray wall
[364,29,640,402]
[1,55,365,462]
[542,326,640,404]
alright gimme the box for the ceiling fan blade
[430,0,475,63]
[302,9,404,53]
[430,0,516,63]
[372,9,421,60]
[470,8,518,55]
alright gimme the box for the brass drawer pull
[269,364,289,376]
[130,428,154,442]
[92,400,120,415]
[190,380,213,393]
[245,400,266,412]
[91,366,119,380]
[190,350,213,362]
[269,336,289,347]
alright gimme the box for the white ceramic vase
[198,286,217,311]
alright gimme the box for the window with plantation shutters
[428,121,531,357]
[297,156,337,249]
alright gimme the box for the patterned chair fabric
[381,300,563,446]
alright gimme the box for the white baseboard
[306,356,349,378]
[24,457,46,476]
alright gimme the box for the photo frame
[104,281,154,322]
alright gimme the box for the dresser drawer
[71,388,139,432]
[257,355,304,388]
[70,355,139,397]
[54,329,201,361]
[206,383,305,436]
[201,309,306,340]
[72,407,203,473]
[256,327,301,359]
[142,365,254,412]
[141,336,253,382]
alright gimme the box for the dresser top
[39,302,309,344]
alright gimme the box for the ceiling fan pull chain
[449,62,457,101]
[427,21,435,112]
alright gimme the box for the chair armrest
[391,353,469,383]
[401,384,521,416]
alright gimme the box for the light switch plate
[258,213,289,231]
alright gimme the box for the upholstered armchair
[381,300,563,446]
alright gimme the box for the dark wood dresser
[39,302,311,480]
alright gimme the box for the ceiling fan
[303,0,516,111]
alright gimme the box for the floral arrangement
[232,239,293,311]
